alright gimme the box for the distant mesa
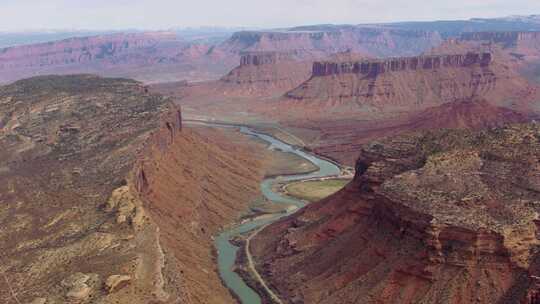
[460,31,540,47]
[216,51,313,96]
[238,51,299,66]
[311,52,493,77]
[283,51,515,112]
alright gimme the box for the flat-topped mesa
[460,31,540,45]
[219,50,312,96]
[312,52,493,77]
[239,51,298,66]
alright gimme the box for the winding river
[214,126,341,304]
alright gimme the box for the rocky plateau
[0,75,265,303]
[252,123,540,304]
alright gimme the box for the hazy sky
[2,0,540,31]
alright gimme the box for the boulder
[61,272,89,288]
[66,283,91,299]
[105,275,131,293]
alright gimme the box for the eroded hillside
[0,75,264,303]
[252,123,540,304]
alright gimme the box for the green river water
[213,126,341,304]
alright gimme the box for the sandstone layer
[0,75,263,303]
[0,26,444,85]
[244,51,539,165]
[278,52,536,119]
[218,51,313,97]
[218,27,442,59]
[0,32,235,84]
[431,31,540,84]
[252,123,540,304]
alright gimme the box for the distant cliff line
[460,31,540,44]
[311,52,493,77]
[239,51,304,66]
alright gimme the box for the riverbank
[207,124,342,304]
[282,178,351,202]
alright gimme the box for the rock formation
[251,123,540,304]
[460,31,540,48]
[272,52,536,122]
[239,51,298,66]
[218,27,443,59]
[217,51,313,96]
[298,98,533,165]
[311,53,492,77]
[0,75,264,303]
[0,32,235,84]
[431,31,540,83]
[0,26,444,84]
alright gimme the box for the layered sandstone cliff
[278,52,535,120]
[218,51,313,96]
[460,31,540,48]
[311,53,492,76]
[432,31,540,72]
[0,75,263,303]
[0,26,444,84]
[251,123,540,304]
[238,51,299,66]
[0,32,235,84]
[218,27,442,59]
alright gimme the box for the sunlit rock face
[252,123,540,304]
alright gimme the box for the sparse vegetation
[284,178,350,202]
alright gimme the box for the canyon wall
[0,32,236,84]
[239,51,299,66]
[311,52,492,77]
[0,32,180,68]
[278,51,536,120]
[219,27,443,59]
[460,31,540,46]
[0,26,444,84]
[218,51,313,96]
[131,107,264,303]
[251,124,540,304]
[0,75,263,303]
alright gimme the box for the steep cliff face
[251,123,540,304]
[131,114,264,303]
[270,51,538,165]
[218,51,313,96]
[0,26,443,85]
[0,75,172,303]
[0,32,180,66]
[239,52,297,66]
[217,27,442,59]
[280,52,535,119]
[0,32,235,84]
[445,31,540,84]
[311,53,492,76]
[0,75,263,303]
[460,31,540,48]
